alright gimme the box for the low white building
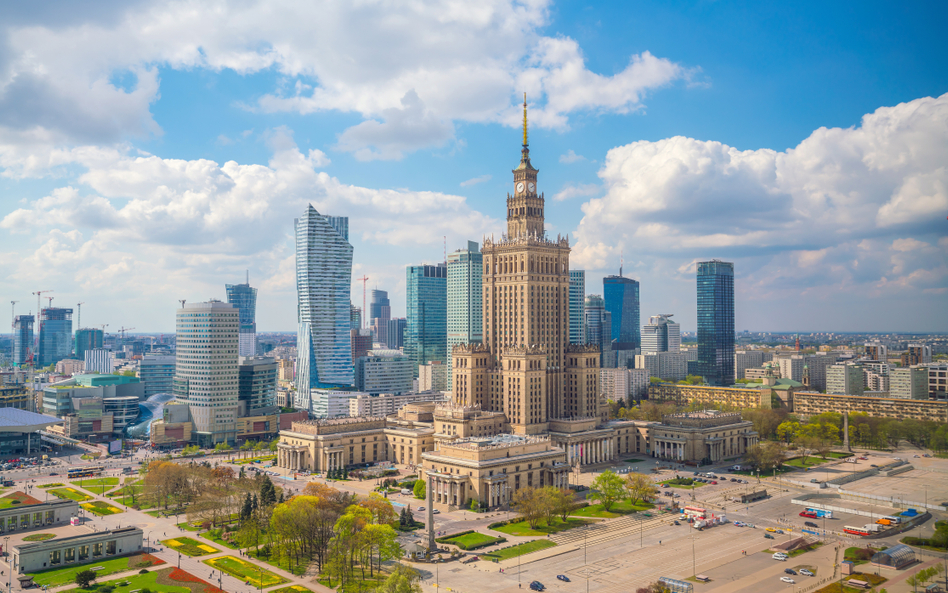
[14,526,143,574]
[347,390,449,417]
[889,366,928,399]
[635,352,687,381]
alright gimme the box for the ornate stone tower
[506,93,544,240]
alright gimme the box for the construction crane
[10,301,18,332]
[357,276,369,330]
[118,326,135,345]
[46,296,54,308]
[76,302,85,329]
[32,290,52,344]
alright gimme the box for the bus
[682,506,708,519]
[843,526,871,537]
[67,465,104,479]
[805,508,833,519]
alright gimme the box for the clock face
[516,182,525,193]
[528,182,535,192]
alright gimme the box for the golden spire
[522,92,528,147]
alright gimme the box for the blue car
[557,575,570,582]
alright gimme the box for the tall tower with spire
[506,93,544,240]
[451,95,601,437]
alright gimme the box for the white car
[799,569,814,577]
[780,577,795,584]
[772,553,788,561]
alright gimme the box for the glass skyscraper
[370,289,391,347]
[387,318,407,350]
[696,260,735,386]
[569,270,585,345]
[642,314,680,354]
[13,315,34,365]
[295,205,354,397]
[226,278,258,357]
[405,263,447,374]
[37,307,73,368]
[74,328,104,363]
[446,241,483,389]
[602,274,640,351]
[584,294,612,367]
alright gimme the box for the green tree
[376,564,423,593]
[260,475,277,506]
[213,441,232,453]
[590,470,625,512]
[240,492,253,521]
[776,421,800,444]
[412,479,426,500]
[75,569,97,588]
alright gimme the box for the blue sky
[1,0,946,333]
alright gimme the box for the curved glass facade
[696,260,735,386]
[603,275,640,350]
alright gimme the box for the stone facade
[651,411,758,463]
[793,392,948,422]
[0,499,78,535]
[14,527,142,574]
[649,383,774,409]
[277,417,435,472]
[420,434,569,509]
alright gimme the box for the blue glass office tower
[75,328,104,363]
[226,279,258,357]
[405,263,447,374]
[38,308,73,367]
[370,289,391,347]
[569,270,585,345]
[696,260,735,386]
[13,315,34,365]
[295,205,354,394]
[603,274,640,351]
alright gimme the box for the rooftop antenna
[76,302,85,329]
[10,301,17,332]
[620,251,624,277]
[246,269,249,284]
[444,236,446,263]
[357,276,369,329]
[179,299,186,309]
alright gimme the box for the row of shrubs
[902,536,948,551]
[485,502,590,529]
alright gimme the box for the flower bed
[204,555,290,588]
[81,501,123,516]
[164,536,220,557]
[23,533,56,542]
[0,491,41,508]
[436,530,506,550]
[49,488,93,502]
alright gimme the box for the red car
[800,511,817,518]
[710,481,718,485]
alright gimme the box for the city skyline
[0,3,945,333]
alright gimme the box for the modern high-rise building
[350,329,373,363]
[369,289,391,347]
[603,273,640,351]
[84,348,114,374]
[901,344,932,367]
[569,270,586,345]
[642,314,680,354]
[74,328,104,364]
[734,350,773,382]
[350,304,362,332]
[418,361,448,392]
[37,308,73,368]
[226,278,258,357]
[826,362,865,396]
[634,352,687,381]
[174,300,240,446]
[238,356,277,414]
[295,205,354,394]
[387,318,407,350]
[446,240,483,389]
[585,295,612,368]
[354,350,413,395]
[695,260,735,386]
[13,315,34,365]
[139,354,175,399]
[405,263,447,374]
[864,342,888,362]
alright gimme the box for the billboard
[108,440,122,454]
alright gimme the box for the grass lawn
[493,517,590,537]
[176,520,204,531]
[662,480,705,490]
[843,546,875,565]
[481,540,557,561]
[0,491,41,508]
[787,542,823,557]
[784,456,826,469]
[48,487,93,502]
[571,500,654,518]
[163,536,219,557]
[270,587,316,593]
[622,459,644,463]
[318,574,386,593]
[81,501,123,516]
[30,553,165,587]
[71,477,120,496]
[38,483,65,489]
[232,454,277,465]
[204,555,290,587]
[441,532,504,549]
[59,566,225,593]
[246,546,307,576]
[23,533,56,542]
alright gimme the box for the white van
[401,488,412,495]
[772,553,788,561]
